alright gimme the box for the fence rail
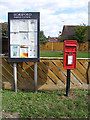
[40,42,89,51]
[0,57,90,90]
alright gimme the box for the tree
[0,22,8,36]
[72,24,88,51]
[40,30,47,45]
[72,24,88,43]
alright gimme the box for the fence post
[51,42,53,52]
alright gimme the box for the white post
[34,62,37,93]
[13,63,17,93]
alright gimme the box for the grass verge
[40,51,89,58]
[1,89,89,118]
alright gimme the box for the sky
[0,0,90,37]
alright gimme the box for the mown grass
[1,89,89,118]
[40,51,89,58]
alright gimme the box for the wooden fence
[0,57,90,90]
[40,42,89,51]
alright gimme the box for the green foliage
[0,22,8,36]
[2,89,89,118]
[40,30,47,45]
[72,24,88,43]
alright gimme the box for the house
[48,36,58,42]
[60,25,90,42]
[60,25,76,41]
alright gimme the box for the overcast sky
[0,0,89,37]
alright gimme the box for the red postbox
[64,40,77,69]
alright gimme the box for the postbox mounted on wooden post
[64,40,77,69]
[63,40,77,96]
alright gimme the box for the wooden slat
[37,63,58,90]
[26,62,45,84]
[78,59,88,69]
[53,60,81,85]
[49,60,66,84]
[70,71,82,85]
[2,59,13,75]
[40,61,63,85]
[77,59,90,83]
[37,63,50,82]
[86,60,90,83]
[52,60,67,83]
[22,62,34,78]
[0,73,8,83]
[38,62,57,85]
[3,58,25,83]
[23,62,45,85]
[2,67,13,79]
[41,60,64,86]
[37,69,47,84]
[43,60,65,86]
[40,57,89,60]
[17,63,34,84]
[77,60,87,78]
[18,63,31,79]
[19,62,47,89]
[72,68,86,84]
[88,65,90,82]
[38,63,59,90]
[23,62,34,70]
[0,67,11,83]
[40,57,63,60]
[2,67,14,85]
[2,76,8,82]
[17,64,34,89]
[60,59,87,83]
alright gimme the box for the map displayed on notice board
[10,19,38,58]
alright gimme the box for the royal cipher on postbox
[64,40,77,69]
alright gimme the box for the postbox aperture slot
[65,44,76,46]
[65,46,76,52]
